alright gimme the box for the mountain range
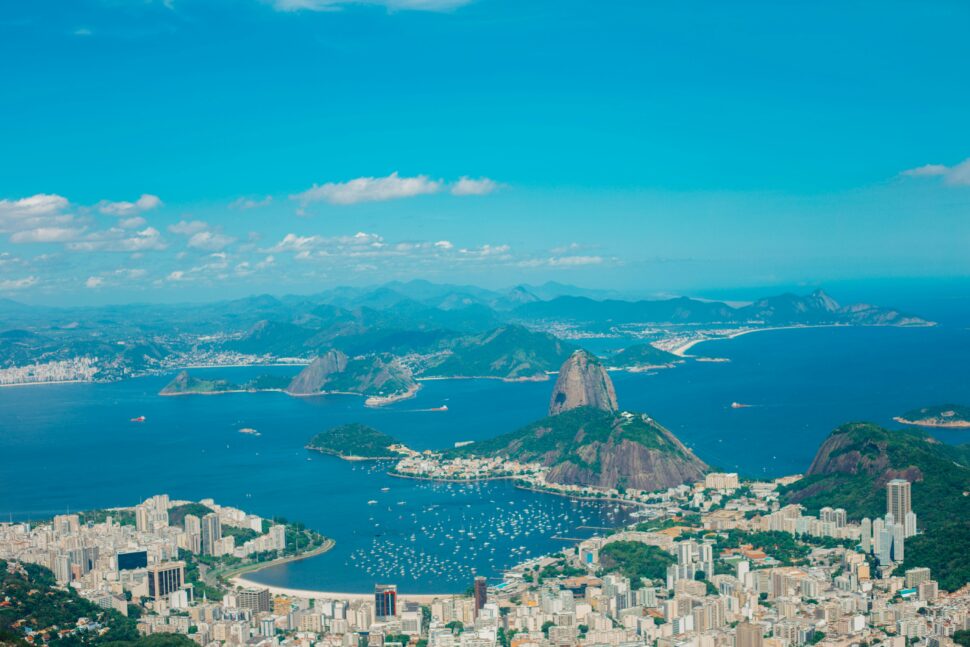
[0,282,931,381]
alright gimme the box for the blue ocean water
[1,323,968,593]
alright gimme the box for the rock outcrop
[286,350,415,399]
[549,350,618,415]
[286,350,349,395]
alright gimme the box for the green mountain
[159,370,239,395]
[609,343,680,369]
[159,370,291,395]
[421,324,575,380]
[781,422,970,590]
[458,406,708,491]
[286,350,416,398]
[306,423,401,459]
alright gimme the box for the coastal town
[2,472,966,647]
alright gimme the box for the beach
[228,576,455,603]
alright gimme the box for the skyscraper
[375,584,397,619]
[201,513,221,556]
[238,587,271,613]
[861,518,872,553]
[886,479,912,523]
[474,576,487,615]
[147,561,185,599]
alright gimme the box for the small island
[305,423,411,460]
[894,404,970,429]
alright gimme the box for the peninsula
[894,404,970,428]
[305,423,411,460]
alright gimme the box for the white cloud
[451,176,498,196]
[10,227,84,244]
[85,276,104,289]
[0,194,68,220]
[901,158,970,186]
[187,231,236,251]
[434,240,453,250]
[268,233,322,253]
[230,195,273,210]
[97,194,162,216]
[168,220,209,235]
[119,216,147,229]
[166,270,185,282]
[293,172,442,206]
[518,255,605,268]
[0,276,38,291]
[68,227,167,252]
[271,0,471,12]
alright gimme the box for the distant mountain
[608,344,681,369]
[781,422,970,590]
[548,350,617,415]
[420,325,574,381]
[513,289,932,327]
[461,407,708,491]
[286,350,416,400]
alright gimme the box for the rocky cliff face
[286,350,349,395]
[286,350,415,398]
[544,418,708,491]
[462,407,708,491]
[549,350,618,415]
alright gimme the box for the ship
[730,402,751,409]
[130,415,146,423]
[430,405,448,412]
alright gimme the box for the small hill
[895,404,970,429]
[609,343,680,369]
[781,422,970,590]
[306,423,401,459]
[422,325,574,381]
[160,370,238,395]
[460,407,708,491]
[549,350,617,415]
[286,350,416,399]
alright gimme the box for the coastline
[671,324,847,357]
[227,576,456,603]
[893,416,970,429]
[218,539,336,582]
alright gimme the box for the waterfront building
[237,587,271,614]
[375,584,398,619]
[473,576,487,616]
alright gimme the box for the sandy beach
[228,576,456,603]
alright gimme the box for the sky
[0,0,968,305]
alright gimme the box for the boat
[238,428,260,436]
[367,500,378,505]
[430,405,448,412]
[130,416,146,423]
[730,402,751,409]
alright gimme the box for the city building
[375,584,398,619]
[147,561,186,600]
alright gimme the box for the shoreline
[671,324,846,357]
[893,416,970,429]
[219,539,335,582]
[227,576,457,603]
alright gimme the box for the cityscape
[1,3,969,647]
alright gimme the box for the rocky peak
[549,350,618,416]
[286,349,348,395]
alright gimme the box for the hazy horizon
[2,1,968,304]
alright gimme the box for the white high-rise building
[887,479,912,524]
[861,518,872,553]
[904,511,917,538]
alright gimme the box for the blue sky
[1,0,968,304]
